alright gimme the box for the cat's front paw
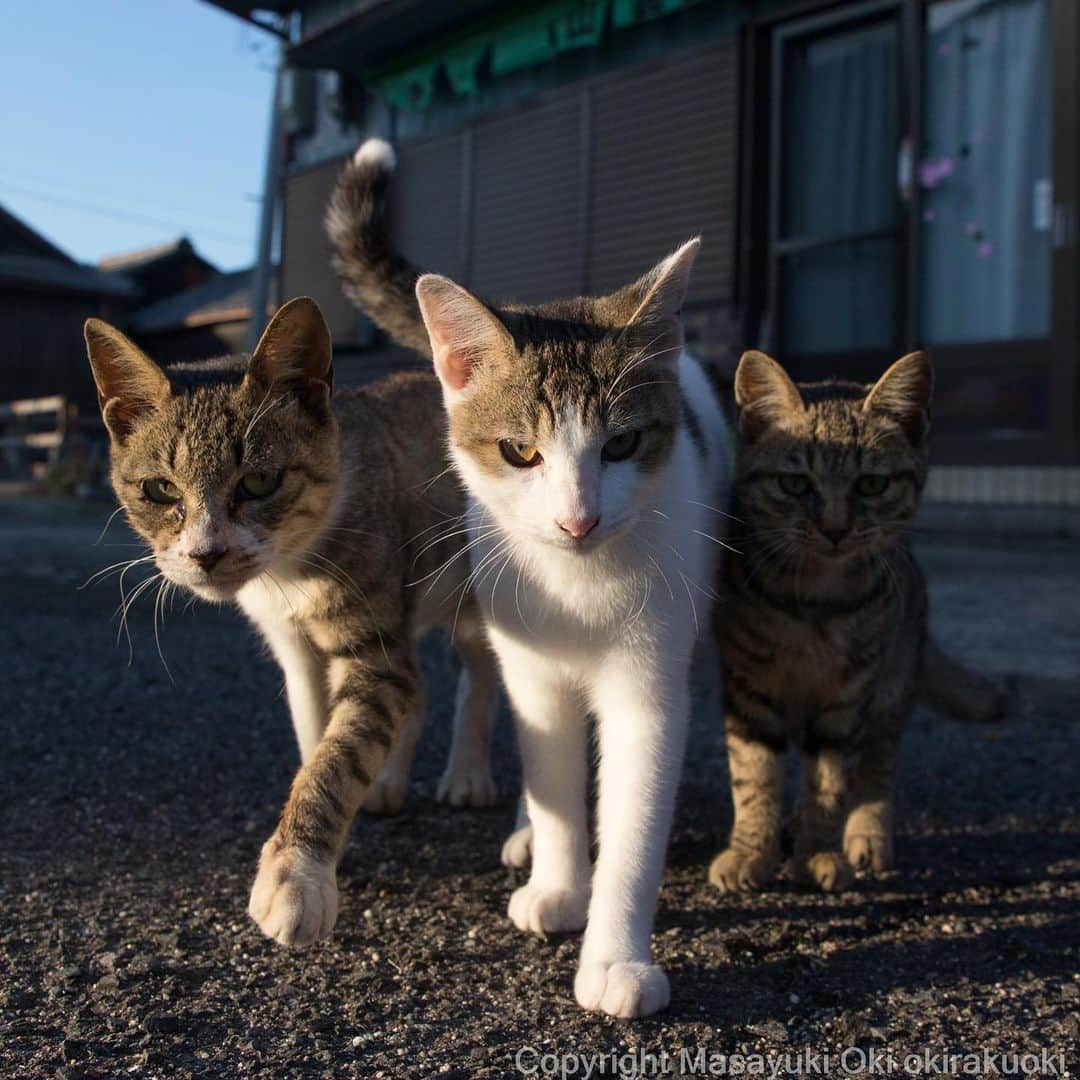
[708,847,780,893]
[437,765,497,808]
[575,961,670,1018]
[508,882,588,936]
[844,829,893,873]
[248,834,338,947]
[501,823,533,868]
[362,774,408,815]
[795,850,854,893]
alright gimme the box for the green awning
[372,0,748,114]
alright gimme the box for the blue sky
[1,1,276,271]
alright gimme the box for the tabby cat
[84,298,500,947]
[327,138,731,1018]
[710,349,1001,895]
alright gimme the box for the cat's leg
[259,619,327,764]
[843,725,903,873]
[248,612,419,948]
[361,685,425,815]
[794,734,857,893]
[491,628,590,935]
[437,618,499,807]
[501,794,533,868]
[575,650,690,1019]
[708,723,785,893]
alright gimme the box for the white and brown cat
[328,138,732,1017]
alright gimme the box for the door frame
[741,0,1080,464]
[767,0,905,377]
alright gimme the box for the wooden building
[0,204,137,411]
[209,0,1080,471]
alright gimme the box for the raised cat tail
[325,138,433,357]
[920,637,1006,723]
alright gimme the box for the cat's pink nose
[556,514,599,540]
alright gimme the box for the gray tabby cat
[710,350,1003,895]
[84,298,499,947]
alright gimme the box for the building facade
[212,0,1080,468]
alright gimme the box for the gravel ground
[1,496,1077,1079]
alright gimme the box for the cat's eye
[499,440,542,469]
[855,474,890,497]
[778,474,812,496]
[143,478,182,504]
[602,430,641,463]
[237,470,283,500]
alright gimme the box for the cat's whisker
[686,499,743,523]
[243,388,282,442]
[608,378,677,413]
[152,578,175,683]
[691,529,741,555]
[94,505,127,545]
[80,553,155,590]
[411,526,503,593]
[676,570,700,636]
[450,535,514,642]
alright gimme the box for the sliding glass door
[762,0,1068,459]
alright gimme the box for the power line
[0,180,253,248]
[0,167,260,233]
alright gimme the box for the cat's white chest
[236,565,320,635]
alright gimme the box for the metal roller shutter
[389,134,466,281]
[588,42,739,305]
[469,99,585,302]
[281,158,358,340]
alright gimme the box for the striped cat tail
[325,139,433,357]
[919,638,1006,724]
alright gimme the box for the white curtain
[920,0,1051,344]
[781,19,898,355]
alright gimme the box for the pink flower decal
[919,157,956,189]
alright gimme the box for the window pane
[921,0,1052,344]
[782,239,895,356]
[782,21,898,239]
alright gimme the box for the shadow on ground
[0,498,1077,1077]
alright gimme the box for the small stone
[143,1011,180,1035]
[789,993,801,1005]
[94,974,119,994]
[61,1038,85,1062]
[748,1019,788,1042]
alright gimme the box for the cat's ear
[620,238,701,335]
[415,274,514,397]
[863,351,933,445]
[247,297,333,409]
[84,319,171,441]
[734,350,805,441]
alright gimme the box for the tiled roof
[0,253,137,297]
[126,268,278,332]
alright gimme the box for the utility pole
[247,48,284,352]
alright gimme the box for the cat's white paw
[248,834,338,947]
[501,823,534,868]
[362,773,408,815]
[508,882,588,936]
[437,765,497,808]
[574,961,670,1018]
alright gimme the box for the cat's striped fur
[85,300,500,948]
[710,350,1002,894]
